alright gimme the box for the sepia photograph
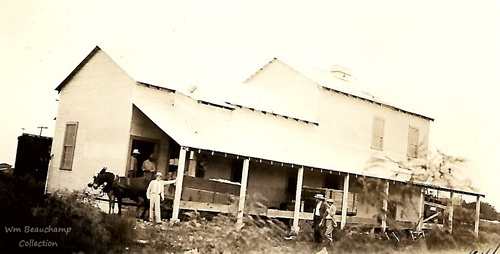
[1,1,499,253]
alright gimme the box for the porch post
[381,181,390,231]
[237,158,250,224]
[474,195,481,236]
[171,147,188,222]
[187,151,197,177]
[341,174,350,230]
[448,192,454,233]
[291,166,304,233]
[417,188,425,231]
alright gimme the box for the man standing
[142,153,157,180]
[128,149,140,178]
[325,198,338,241]
[312,193,328,244]
[146,172,175,224]
[127,149,140,185]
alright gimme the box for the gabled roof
[55,46,195,93]
[58,47,479,196]
[245,58,434,121]
[55,46,102,92]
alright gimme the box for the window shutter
[371,117,384,150]
[60,122,78,170]
[407,126,419,158]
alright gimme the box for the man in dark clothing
[312,193,328,243]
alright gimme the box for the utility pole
[37,126,48,136]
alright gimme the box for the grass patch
[1,171,498,253]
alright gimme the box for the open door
[130,139,157,177]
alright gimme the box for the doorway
[130,139,157,177]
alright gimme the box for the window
[371,117,385,150]
[407,126,419,158]
[60,122,78,170]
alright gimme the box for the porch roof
[413,181,485,198]
[133,94,364,176]
[133,93,483,198]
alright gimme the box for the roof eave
[243,57,278,83]
[321,86,434,122]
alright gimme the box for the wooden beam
[292,166,304,233]
[417,188,425,231]
[474,195,481,236]
[423,211,441,223]
[448,192,454,233]
[341,174,350,229]
[381,181,390,231]
[267,209,311,220]
[179,200,232,213]
[265,209,341,221]
[424,201,447,210]
[171,147,188,222]
[237,159,250,224]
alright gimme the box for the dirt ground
[125,217,499,254]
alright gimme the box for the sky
[1,0,499,209]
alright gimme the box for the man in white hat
[127,149,140,180]
[146,172,175,223]
[312,193,328,243]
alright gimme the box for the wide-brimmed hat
[155,172,163,177]
[132,149,140,155]
[326,198,334,203]
[314,193,325,200]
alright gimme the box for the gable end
[55,46,102,92]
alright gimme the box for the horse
[88,167,150,219]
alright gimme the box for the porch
[165,147,484,235]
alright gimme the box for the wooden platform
[180,176,239,205]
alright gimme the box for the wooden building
[14,134,52,182]
[45,46,484,234]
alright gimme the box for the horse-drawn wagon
[89,168,240,219]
